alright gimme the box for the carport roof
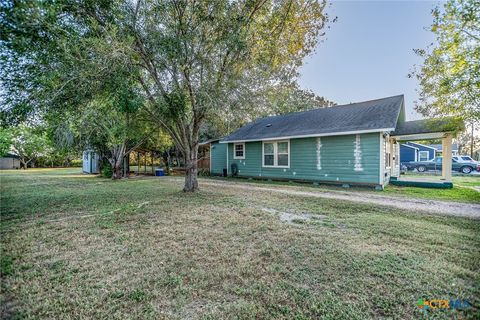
[391,118,462,141]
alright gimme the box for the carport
[389,119,460,188]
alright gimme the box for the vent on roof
[266,124,272,127]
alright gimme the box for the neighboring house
[399,142,458,164]
[209,95,457,188]
[426,143,459,156]
[82,150,100,174]
[399,144,419,164]
[406,142,437,162]
[0,153,20,170]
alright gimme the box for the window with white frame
[263,140,289,167]
[419,151,429,161]
[234,143,245,159]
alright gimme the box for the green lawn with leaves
[1,168,479,319]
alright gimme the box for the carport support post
[389,137,395,177]
[442,133,452,181]
[136,152,140,175]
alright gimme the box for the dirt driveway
[197,178,480,219]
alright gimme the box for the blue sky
[299,0,442,120]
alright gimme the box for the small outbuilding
[82,150,100,174]
[0,153,20,170]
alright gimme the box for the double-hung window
[234,143,245,159]
[263,140,289,167]
[419,151,429,161]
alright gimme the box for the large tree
[78,99,145,179]
[10,125,49,169]
[47,81,156,179]
[1,0,330,191]
[410,0,479,156]
[128,0,330,191]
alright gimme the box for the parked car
[452,155,478,163]
[405,156,480,174]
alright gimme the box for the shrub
[101,163,113,178]
[198,168,210,177]
[70,159,82,167]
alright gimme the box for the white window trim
[385,139,391,170]
[419,150,429,161]
[262,140,290,168]
[233,142,245,159]
[263,142,275,167]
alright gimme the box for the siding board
[210,142,227,175]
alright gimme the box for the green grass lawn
[383,175,480,203]
[1,168,479,319]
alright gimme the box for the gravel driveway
[198,179,480,219]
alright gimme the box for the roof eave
[220,128,394,143]
[392,131,455,142]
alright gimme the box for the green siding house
[208,95,455,189]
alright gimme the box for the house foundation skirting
[389,176,453,189]
[212,174,384,190]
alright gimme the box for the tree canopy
[1,0,331,190]
[410,0,479,121]
[0,128,13,157]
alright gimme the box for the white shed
[0,153,20,170]
[82,150,100,174]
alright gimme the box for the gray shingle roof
[221,95,404,142]
[392,119,438,136]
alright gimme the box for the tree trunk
[183,146,199,192]
[112,163,122,179]
[110,143,126,180]
[137,152,140,175]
